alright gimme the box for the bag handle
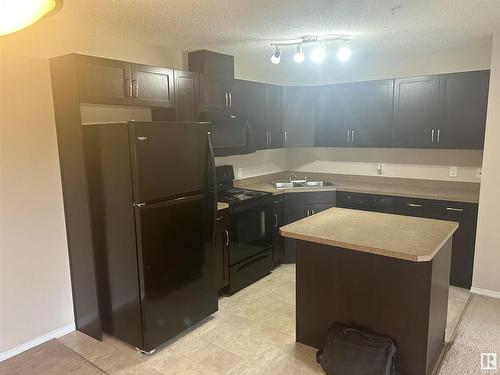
[342,328,372,340]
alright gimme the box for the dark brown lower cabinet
[272,197,284,265]
[395,197,478,289]
[215,208,230,291]
[282,192,336,263]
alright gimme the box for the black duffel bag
[316,323,397,375]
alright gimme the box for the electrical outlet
[449,166,458,178]
[377,163,383,175]
[476,168,482,179]
[237,168,243,178]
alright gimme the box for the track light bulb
[337,46,352,62]
[271,47,281,64]
[310,46,326,63]
[294,45,305,63]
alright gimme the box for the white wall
[215,149,287,179]
[0,56,74,356]
[473,32,500,295]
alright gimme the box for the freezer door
[135,193,218,351]
[129,122,210,203]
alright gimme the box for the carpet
[438,294,500,374]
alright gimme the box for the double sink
[271,180,336,189]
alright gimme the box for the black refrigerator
[83,121,218,353]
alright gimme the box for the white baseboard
[471,287,500,299]
[0,323,75,363]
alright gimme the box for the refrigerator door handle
[207,131,218,245]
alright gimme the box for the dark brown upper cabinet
[188,50,234,81]
[353,79,394,147]
[173,70,199,122]
[199,77,227,112]
[283,86,316,147]
[131,64,174,108]
[315,83,356,147]
[392,75,439,148]
[437,70,489,149]
[253,83,283,150]
[77,55,174,108]
[266,84,284,149]
[77,55,133,106]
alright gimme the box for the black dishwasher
[336,191,396,213]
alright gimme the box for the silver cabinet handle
[431,129,435,143]
[228,91,232,107]
[224,92,228,107]
[311,209,315,215]
[125,79,133,97]
[446,207,464,212]
[284,131,287,145]
[351,129,355,144]
[306,209,310,216]
[407,203,422,208]
[132,80,139,98]
[437,129,441,144]
[224,230,229,246]
[347,130,350,144]
[274,213,278,227]
[269,132,272,145]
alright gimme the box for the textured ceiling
[46,0,500,65]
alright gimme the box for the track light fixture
[270,46,281,64]
[293,45,305,63]
[269,34,351,65]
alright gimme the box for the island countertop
[280,207,459,262]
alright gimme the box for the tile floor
[1,264,470,375]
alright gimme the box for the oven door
[228,199,273,265]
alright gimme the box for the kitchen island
[280,207,459,375]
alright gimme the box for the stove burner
[217,187,270,205]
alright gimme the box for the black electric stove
[216,165,274,294]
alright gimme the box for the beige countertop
[235,172,480,203]
[217,202,229,211]
[280,207,458,262]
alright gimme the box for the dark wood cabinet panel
[354,79,394,147]
[272,197,284,266]
[315,83,356,147]
[393,75,439,148]
[199,76,227,112]
[337,191,396,213]
[174,70,199,122]
[227,79,254,114]
[215,209,230,290]
[77,55,132,106]
[395,197,478,289]
[131,65,174,108]
[438,70,490,149]
[283,86,316,147]
[188,50,234,81]
[252,83,269,150]
[267,84,283,148]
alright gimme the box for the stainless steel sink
[270,180,336,189]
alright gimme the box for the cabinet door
[267,85,283,149]
[199,76,226,112]
[283,86,316,147]
[393,76,439,148]
[438,70,489,149]
[309,203,334,215]
[353,80,394,147]
[227,79,254,114]
[77,55,132,105]
[283,204,309,263]
[250,83,269,150]
[315,84,356,147]
[215,212,230,290]
[131,65,174,108]
[272,197,284,266]
[174,70,199,121]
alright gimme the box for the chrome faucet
[289,172,307,183]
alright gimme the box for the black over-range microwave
[201,112,255,157]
